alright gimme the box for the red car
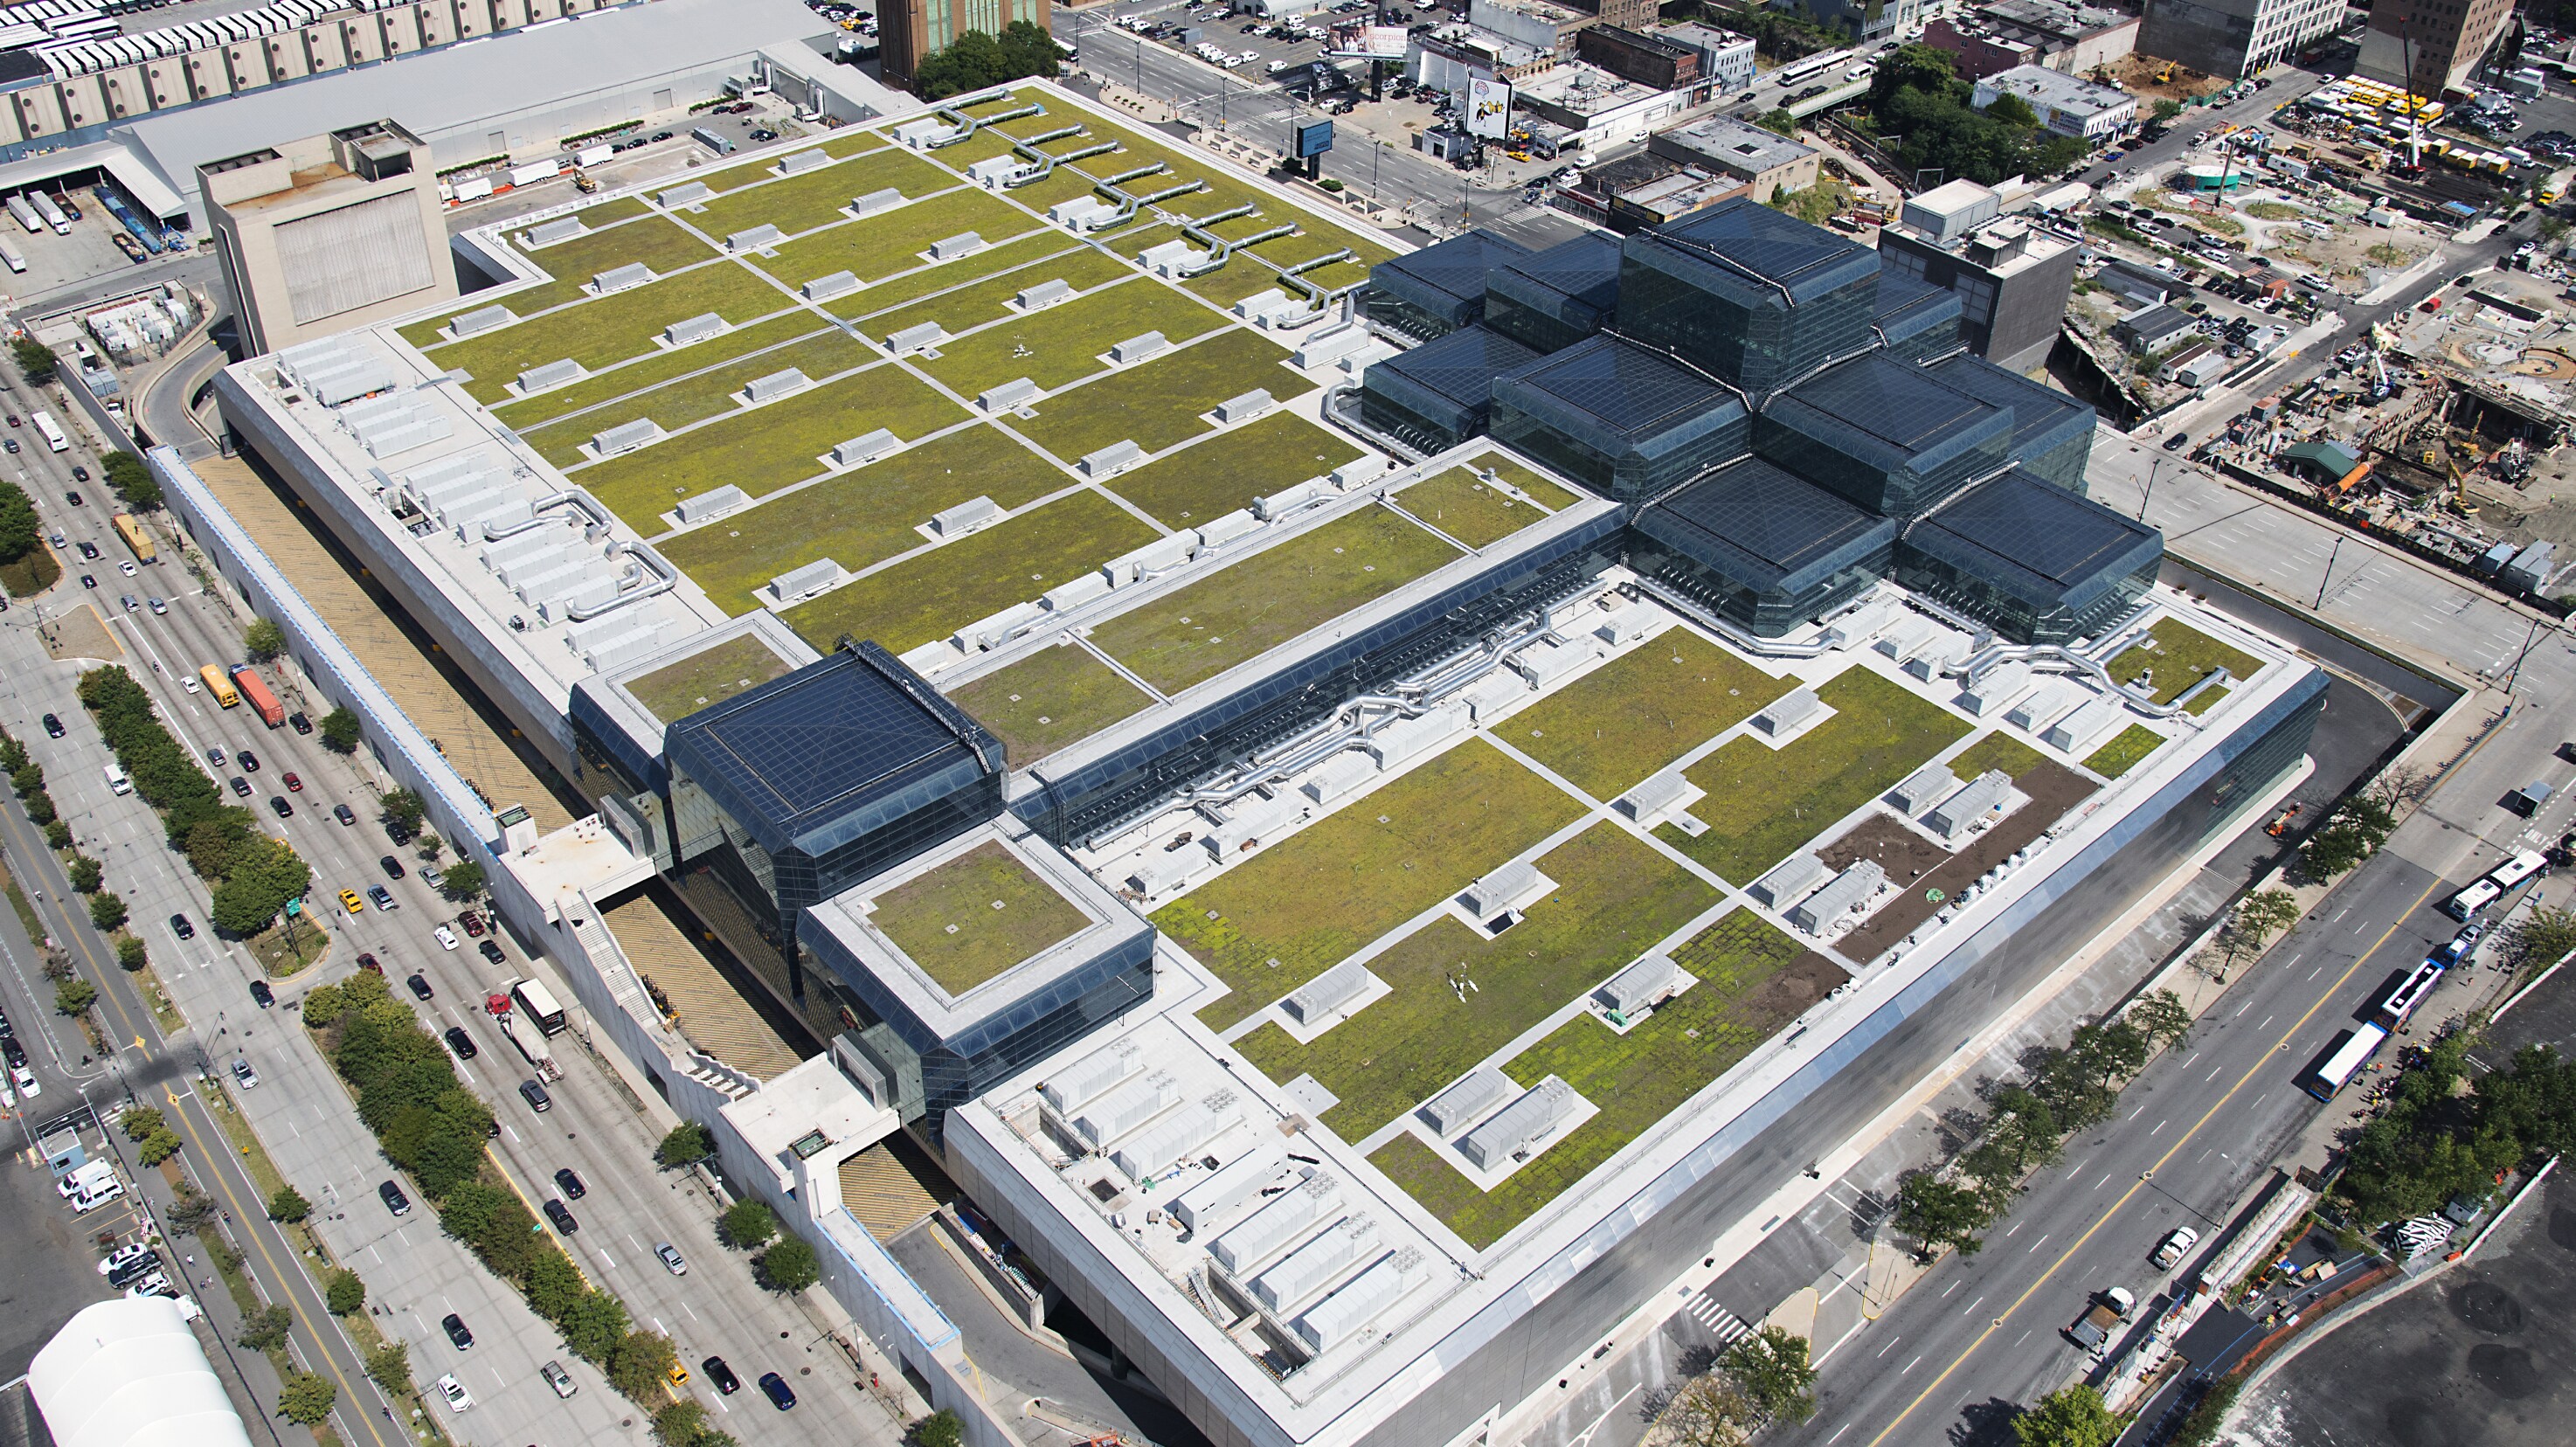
[357,952,383,975]
[459,911,486,938]
[282,772,302,793]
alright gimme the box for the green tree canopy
[0,479,38,563]
[1984,91,2039,128]
[55,978,97,1015]
[380,786,426,830]
[1721,1325,1818,1425]
[277,1371,336,1426]
[364,1340,412,1397]
[912,21,1060,100]
[100,451,159,509]
[756,1233,821,1293]
[10,336,55,384]
[2014,1384,2123,1447]
[719,1200,779,1250]
[326,1269,367,1315]
[268,1185,312,1222]
[1895,1174,1991,1257]
[657,1121,716,1167]
[439,858,487,901]
[319,705,361,754]
[238,1303,293,1354]
[562,1290,632,1363]
[608,1329,678,1400]
[242,619,286,663]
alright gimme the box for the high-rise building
[2137,0,2344,79]
[877,0,1050,87]
[1876,180,2080,374]
[2354,0,2517,100]
[198,120,454,357]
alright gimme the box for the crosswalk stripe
[1681,1291,1750,1345]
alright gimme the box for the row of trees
[0,726,149,995]
[79,665,315,935]
[1896,994,2196,1258]
[301,971,683,1405]
[1865,46,2086,188]
[911,21,1063,101]
[2337,1031,2576,1229]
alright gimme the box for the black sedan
[443,1027,478,1060]
[442,1313,473,1349]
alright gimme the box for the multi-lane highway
[0,360,903,1445]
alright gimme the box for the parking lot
[0,184,190,301]
[1083,0,1443,106]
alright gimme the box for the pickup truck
[2067,1286,2135,1351]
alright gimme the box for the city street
[0,363,904,1447]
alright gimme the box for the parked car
[168,913,193,940]
[288,711,311,734]
[2150,1226,2200,1270]
[379,1180,411,1215]
[480,939,507,966]
[459,910,485,937]
[434,924,459,951]
[442,1313,474,1349]
[405,973,433,1000]
[443,1026,479,1060]
[435,1374,473,1413]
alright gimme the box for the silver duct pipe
[564,542,679,623]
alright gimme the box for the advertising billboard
[1467,77,1513,139]
[1329,22,1410,59]
[1292,117,1336,160]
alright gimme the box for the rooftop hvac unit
[1460,859,1546,919]
[1459,1076,1576,1169]
[979,377,1041,412]
[1073,1072,1180,1147]
[1508,640,1589,689]
[1282,960,1371,1024]
[352,407,450,459]
[1617,772,1691,824]
[1109,331,1168,364]
[726,224,786,253]
[1125,849,1208,900]
[1049,196,1116,229]
[768,558,844,605]
[2004,680,2073,733]
[1421,1068,1511,1137]
[1293,1250,1427,1354]
[1233,287,1289,321]
[966,156,1016,187]
[1251,1215,1376,1313]
[1253,481,1326,521]
[1595,603,1656,646]
[1957,661,2032,717]
[1873,615,1936,665]
[1749,850,1826,908]
[1080,440,1144,478]
[665,312,726,347]
[675,485,750,525]
[777,149,829,175]
[1366,709,1465,771]
[1928,770,2013,841]
[1459,670,1529,724]
[1139,239,1208,276]
[804,271,860,301]
[1041,1038,1141,1114]
[744,368,807,404]
[1752,687,1824,737]
[1195,509,1262,550]
[658,181,713,208]
[1213,389,1275,425]
[1042,573,1112,612]
[592,262,654,294]
[928,231,986,260]
[886,322,947,353]
[525,218,585,247]
[1111,1104,1226,1182]
[1293,327,1370,368]
[1201,790,1299,856]
[1209,1174,1338,1275]
[592,419,661,457]
[892,118,955,148]
[1016,278,1074,310]
[1789,860,1887,932]
[952,600,1046,652]
[1171,1147,1287,1236]
[517,358,584,393]
[929,495,1001,537]
[1597,952,1677,1015]
[851,187,904,217]
[1891,762,1961,818]
[1105,532,1195,585]
[1299,751,1375,807]
[2042,698,2124,756]
[446,303,514,337]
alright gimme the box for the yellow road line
[1862,876,2445,1447]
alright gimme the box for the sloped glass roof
[1372,227,1533,309]
[1913,468,2156,590]
[1642,457,1892,586]
[1927,352,2090,456]
[1505,334,1741,440]
[1644,197,1880,302]
[1786,352,1997,452]
[1371,322,1543,408]
[1495,232,1623,314]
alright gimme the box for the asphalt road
[0,360,904,1445]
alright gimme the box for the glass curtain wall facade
[1755,353,2013,517]
[1896,470,2163,642]
[1358,229,1532,341]
[1630,458,1896,633]
[1616,199,1881,399]
[1483,232,1624,356]
[1488,335,1751,502]
[1925,352,2098,493]
[1360,324,1541,452]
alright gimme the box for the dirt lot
[1728,950,1852,1034]
[1818,814,1949,888]
[2107,52,2231,105]
[1835,760,2098,965]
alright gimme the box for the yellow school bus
[199,665,240,707]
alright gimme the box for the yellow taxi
[666,1361,689,1388]
[339,888,365,914]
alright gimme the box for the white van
[103,763,130,795]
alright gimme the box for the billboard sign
[1467,77,1513,139]
[1292,117,1335,159]
[1329,22,1409,59]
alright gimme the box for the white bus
[1773,51,1849,88]
[2442,846,2549,919]
[31,411,67,453]
[510,978,569,1036]
[2302,1023,2387,1102]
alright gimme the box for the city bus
[111,513,154,564]
[2442,846,2549,919]
[198,665,240,708]
[1772,51,1849,89]
[2371,957,2446,1030]
[30,411,67,453]
[2301,1023,2388,1102]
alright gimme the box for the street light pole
[2313,533,2344,611]
[2137,454,2164,521]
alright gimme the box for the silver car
[655,1242,688,1276]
